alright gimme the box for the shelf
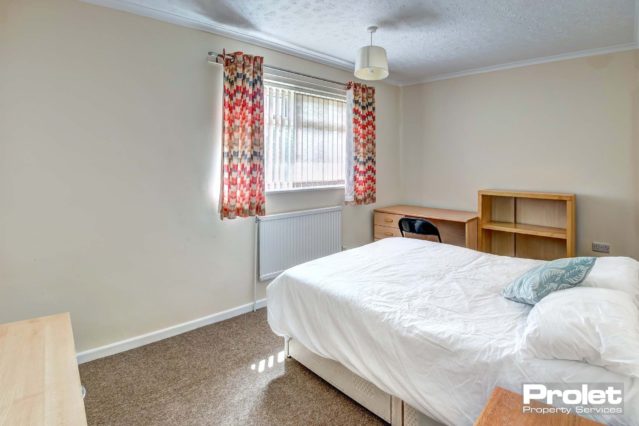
[478,189,575,259]
[478,190,575,201]
[482,221,567,239]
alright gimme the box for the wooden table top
[374,204,478,223]
[474,387,603,426]
[0,313,87,425]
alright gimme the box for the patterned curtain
[345,82,376,205]
[218,51,265,219]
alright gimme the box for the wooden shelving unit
[478,190,575,260]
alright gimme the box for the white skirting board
[76,298,267,364]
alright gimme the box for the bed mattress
[267,238,639,425]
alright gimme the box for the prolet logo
[521,383,624,416]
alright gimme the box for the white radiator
[257,206,342,281]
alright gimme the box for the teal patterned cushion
[502,257,596,305]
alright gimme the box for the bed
[267,238,639,426]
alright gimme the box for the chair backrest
[398,217,442,242]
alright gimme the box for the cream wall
[3,0,636,355]
[0,0,401,351]
[400,50,639,259]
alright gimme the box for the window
[264,79,347,192]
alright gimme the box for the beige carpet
[79,308,385,425]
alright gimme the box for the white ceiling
[87,0,637,85]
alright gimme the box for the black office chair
[398,217,442,242]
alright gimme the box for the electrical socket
[592,242,610,254]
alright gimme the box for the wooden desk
[474,387,603,426]
[0,313,87,425]
[373,205,478,249]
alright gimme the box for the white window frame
[263,69,347,194]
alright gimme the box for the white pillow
[522,287,639,378]
[581,257,639,305]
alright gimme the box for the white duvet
[267,238,639,425]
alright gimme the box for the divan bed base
[287,338,443,426]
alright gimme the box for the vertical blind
[264,84,347,192]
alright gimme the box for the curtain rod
[207,51,347,87]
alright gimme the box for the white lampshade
[354,45,389,81]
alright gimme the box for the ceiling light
[354,26,389,81]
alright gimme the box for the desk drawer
[374,212,402,228]
[374,225,402,239]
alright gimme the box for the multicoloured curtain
[345,82,376,205]
[218,51,265,219]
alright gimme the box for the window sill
[266,185,345,195]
